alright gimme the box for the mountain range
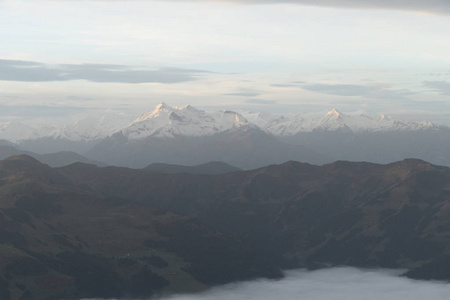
[0,144,104,168]
[1,103,449,168]
[143,161,241,175]
[1,155,450,299]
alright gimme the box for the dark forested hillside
[1,155,450,299]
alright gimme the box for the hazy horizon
[1,0,449,123]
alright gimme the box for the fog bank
[82,267,450,300]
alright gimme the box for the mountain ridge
[143,161,241,175]
[1,156,450,299]
[2,103,449,169]
[0,103,441,143]
[0,144,104,167]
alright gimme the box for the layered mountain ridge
[245,107,438,135]
[0,103,439,143]
[2,155,450,299]
[1,103,449,169]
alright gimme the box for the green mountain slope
[2,155,450,299]
[0,156,280,300]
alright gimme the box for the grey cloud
[416,73,448,77]
[302,83,415,100]
[160,67,213,74]
[224,92,260,97]
[63,1,450,14]
[166,0,450,14]
[302,84,374,96]
[0,59,42,67]
[271,84,301,88]
[366,88,417,100]
[423,81,450,95]
[0,59,63,82]
[0,104,86,117]
[66,96,94,101]
[0,59,208,84]
[271,81,306,88]
[245,99,276,104]
[59,63,129,71]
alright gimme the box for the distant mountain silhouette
[87,126,327,169]
[3,104,450,169]
[143,161,241,175]
[0,144,104,167]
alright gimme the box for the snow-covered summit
[133,101,173,122]
[0,111,134,143]
[0,121,39,142]
[243,108,440,136]
[0,104,442,143]
[122,102,251,139]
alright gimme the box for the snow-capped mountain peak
[122,103,251,139]
[377,114,390,121]
[317,109,350,131]
[326,108,342,118]
[134,101,174,122]
[0,103,444,144]
[242,108,440,136]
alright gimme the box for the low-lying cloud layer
[302,83,374,97]
[223,92,260,97]
[0,59,208,84]
[0,104,86,117]
[301,83,415,100]
[423,81,450,95]
[82,267,450,300]
[245,99,276,104]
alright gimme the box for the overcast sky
[1,0,450,122]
